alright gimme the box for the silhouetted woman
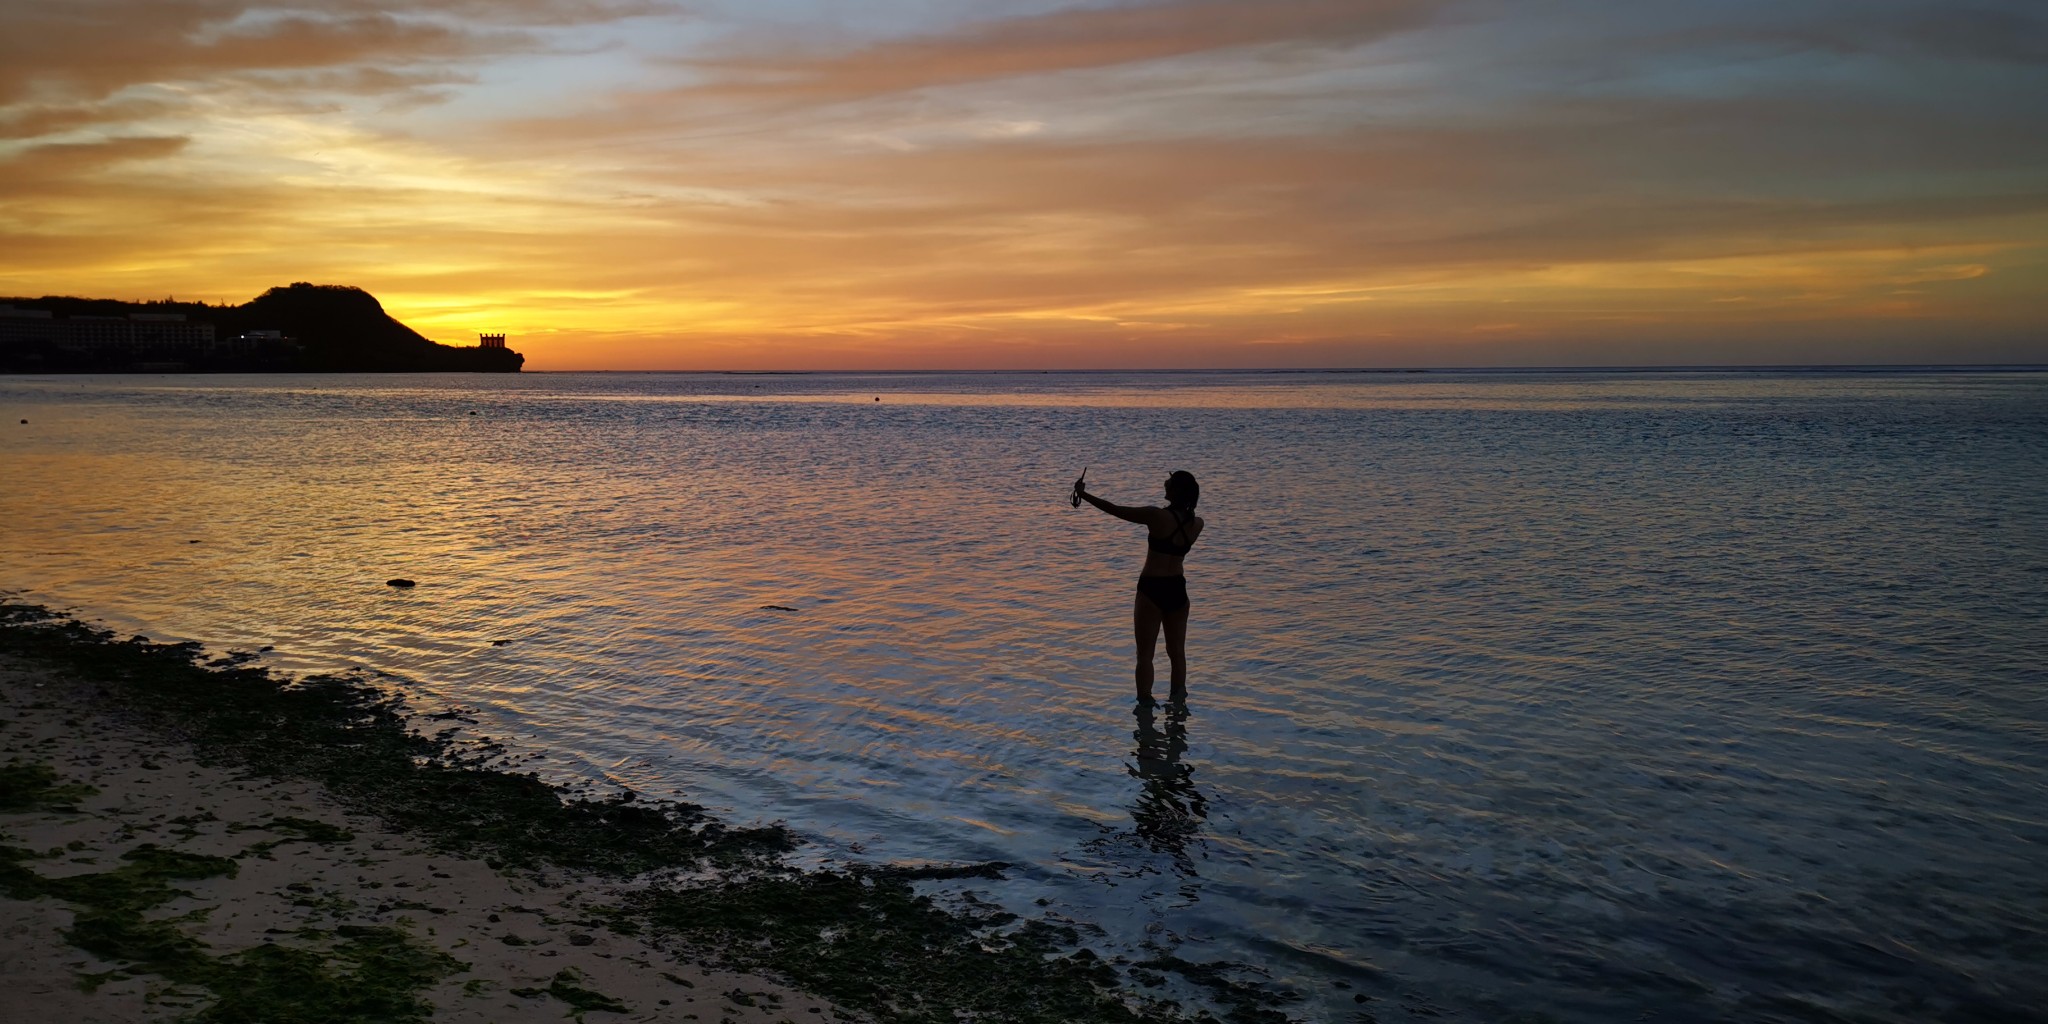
[1074,470,1204,703]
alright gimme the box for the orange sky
[2,0,2044,369]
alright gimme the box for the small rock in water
[188,539,201,544]
[490,639,513,646]
[759,604,798,612]
[387,578,417,588]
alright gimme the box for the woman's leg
[1163,604,1190,703]
[1133,591,1163,703]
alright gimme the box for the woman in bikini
[1074,470,1204,704]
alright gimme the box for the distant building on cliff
[0,305,296,370]
[1,305,57,348]
[2,285,520,373]
[1,306,211,355]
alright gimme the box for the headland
[0,283,523,373]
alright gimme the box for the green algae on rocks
[614,867,1295,1024]
[0,758,99,812]
[0,834,463,1024]
[621,868,1138,1023]
[510,966,632,1019]
[0,841,240,972]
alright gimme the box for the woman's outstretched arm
[1075,484,1156,525]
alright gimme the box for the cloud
[0,0,661,140]
[1886,263,1991,284]
[673,0,1442,103]
[1751,2,2048,64]
[0,99,181,140]
[0,9,517,107]
[0,135,191,180]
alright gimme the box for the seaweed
[0,834,463,1024]
[257,816,357,844]
[1135,956,1299,1024]
[511,967,631,1018]
[232,815,360,859]
[0,758,99,811]
[0,842,237,969]
[191,926,467,1024]
[620,867,1166,1024]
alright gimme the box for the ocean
[3,368,2044,1022]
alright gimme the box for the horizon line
[523,363,2048,374]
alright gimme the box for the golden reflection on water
[94,368,2001,413]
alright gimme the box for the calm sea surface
[3,369,2045,1022]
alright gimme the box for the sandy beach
[0,652,843,1024]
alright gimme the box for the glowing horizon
[3,1,2045,370]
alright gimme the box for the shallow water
[4,369,2045,1022]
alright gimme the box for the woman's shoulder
[1143,505,1183,527]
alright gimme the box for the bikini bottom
[1136,574,1189,614]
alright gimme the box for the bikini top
[1148,507,1197,556]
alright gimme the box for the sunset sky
[2,0,2044,369]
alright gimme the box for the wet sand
[0,655,844,1024]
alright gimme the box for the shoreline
[0,602,1292,1024]
[0,652,835,1023]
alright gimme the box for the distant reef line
[0,282,523,373]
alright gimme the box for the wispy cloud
[673,0,1441,101]
[1,135,192,182]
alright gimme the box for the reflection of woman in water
[1130,701,1206,873]
[1074,470,1205,704]
[1079,700,1208,883]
